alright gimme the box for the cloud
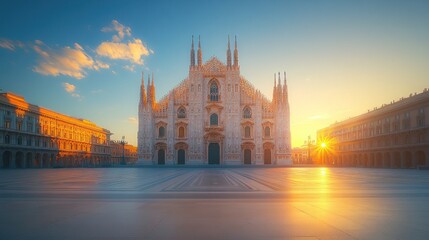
[0,38,24,51]
[63,82,76,93]
[128,117,138,124]
[33,41,109,79]
[123,64,135,72]
[102,20,131,42]
[63,82,81,98]
[96,38,149,64]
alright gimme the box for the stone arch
[2,151,12,168]
[383,152,391,168]
[177,106,186,119]
[393,152,401,168]
[244,149,251,164]
[209,79,220,102]
[243,106,252,119]
[15,151,24,168]
[264,149,271,164]
[26,152,33,168]
[415,151,426,167]
[402,151,413,168]
[375,152,383,168]
[34,153,41,168]
[42,153,50,167]
[368,153,375,167]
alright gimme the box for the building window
[159,126,165,138]
[245,126,251,138]
[210,82,219,101]
[235,84,238,92]
[264,126,271,137]
[27,137,31,146]
[4,135,10,144]
[178,126,185,138]
[210,113,218,126]
[4,120,10,129]
[177,107,186,118]
[191,84,194,92]
[17,121,22,131]
[243,107,251,119]
[17,136,22,145]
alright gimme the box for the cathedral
[138,36,291,165]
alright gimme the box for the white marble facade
[138,37,291,165]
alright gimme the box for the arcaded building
[317,89,429,168]
[138,37,291,165]
[0,92,111,168]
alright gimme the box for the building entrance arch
[208,143,220,164]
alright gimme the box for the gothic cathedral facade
[138,37,291,165]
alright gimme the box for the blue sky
[1,0,429,147]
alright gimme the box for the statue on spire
[233,35,239,68]
[140,72,147,108]
[190,35,195,68]
[227,35,232,69]
[197,35,202,66]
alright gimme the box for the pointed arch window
[178,126,185,138]
[177,108,186,118]
[243,107,251,119]
[159,126,165,138]
[210,82,219,101]
[210,113,218,126]
[245,126,251,138]
[264,126,271,137]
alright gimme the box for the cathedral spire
[277,72,282,106]
[273,73,277,105]
[190,35,195,68]
[140,72,147,108]
[233,35,239,68]
[150,72,156,107]
[283,71,288,104]
[227,35,232,69]
[147,74,151,107]
[197,35,202,67]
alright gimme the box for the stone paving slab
[1,167,429,239]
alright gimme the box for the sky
[1,0,428,147]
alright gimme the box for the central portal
[208,143,220,164]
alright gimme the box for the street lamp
[304,135,315,164]
[120,136,127,165]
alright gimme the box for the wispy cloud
[33,41,109,79]
[128,117,138,124]
[101,20,131,43]
[123,64,135,72]
[308,114,330,120]
[96,20,151,65]
[96,38,149,65]
[62,82,81,98]
[0,38,24,51]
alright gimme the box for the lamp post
[120,136,127,165]
[304,135,315,164]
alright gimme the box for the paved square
[1,167,429,239]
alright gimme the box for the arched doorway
[158,149,165,165]
[26,152,33,168]
[16,151,24,168]
[177,149,185,165]
[208,143,220,164]
[403,151,412,168]
[34,153,41,168]
[264,149,271,164]
[244,149,251,164]
[416,151,426,167]
[2,151,12,168]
